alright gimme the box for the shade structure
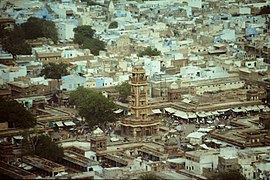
[164,107,177,114]
[196,112,208,118]
[217,108,231,113]
[55,121,64,127]
[114,109,123,114]
[152,109,162,114]
[174,110,188,119]
[187,112,197,119]
[232,107,246,113]
[63,121,76,126]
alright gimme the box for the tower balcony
[121,117,160,126]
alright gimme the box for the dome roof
[92,127,104,136]
[170,82,179,90]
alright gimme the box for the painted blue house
[94,77,104,88]
[61,74,86,91]
[35,8,53,20]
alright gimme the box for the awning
[197,127,213,133]
[187,112,197,119]
[152,109,162,114]
[200,144,213,150]
[211,111,220,115]
[13,135,23,140]
[263,107,270,112]
[182,99,191,103]
[217,108,231,112]
[114,109,123,114]
[164,107,177,114]
[250,105,260,111]
[174,110,188,119]
[63,121,76,126]
[258,105,265,109]
[186,132,206,139]
[55,121,64,127]
[196,112,208,118]
[232,107,246,113]
[204,112,213,116]
[244,106,253,111]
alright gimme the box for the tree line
[0,17,58,59]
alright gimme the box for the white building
[143,58,161,77]
[185,150,219,175]
[179,66,229,81]
[221,29,236,42]
[0,65,27,82]
[57,20,76,41]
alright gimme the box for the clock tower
[121,66,160,137]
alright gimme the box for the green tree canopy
[22,130,63,163]
[81,0,105,6]
[138,172,163,180]
[35,135,64,162]
[207,169,246,180]
[73,25,95,45]
[40,62,69,79]
[69,87,116,127]
[1,25,32,58]
[258,5,270,15]
[115,81,131,100]
[73,25,106,55]
[0,98,36,128]
[108,21,118,29]
[22,17,58,43]
[82,38,106,56]
[138,46,161,57]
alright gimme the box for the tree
[138,173,163,180]
[35,135,64,162]
[73,25,106,55]
[40,62,69,79]
[115,81,131,100]
[258,5,270,15]
[81,0,105,6]
[22,130,63,163]
[22,17,58,43]
[1,25,32,58]
[207,169,246,180]
[73,25,95,45]
[108,21,118,29]
[0,98,36,129]
[82,38,106,56]
[138,46,161,57]
[69,87,116,127]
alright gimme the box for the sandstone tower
[120,66,159,137]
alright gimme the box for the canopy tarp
[152,109,162,114]
[114,109,123,113]
[55,121,64,127]
[63,121,76,126]
[164,107,177,114]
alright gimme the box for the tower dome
[170,82,179,90]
